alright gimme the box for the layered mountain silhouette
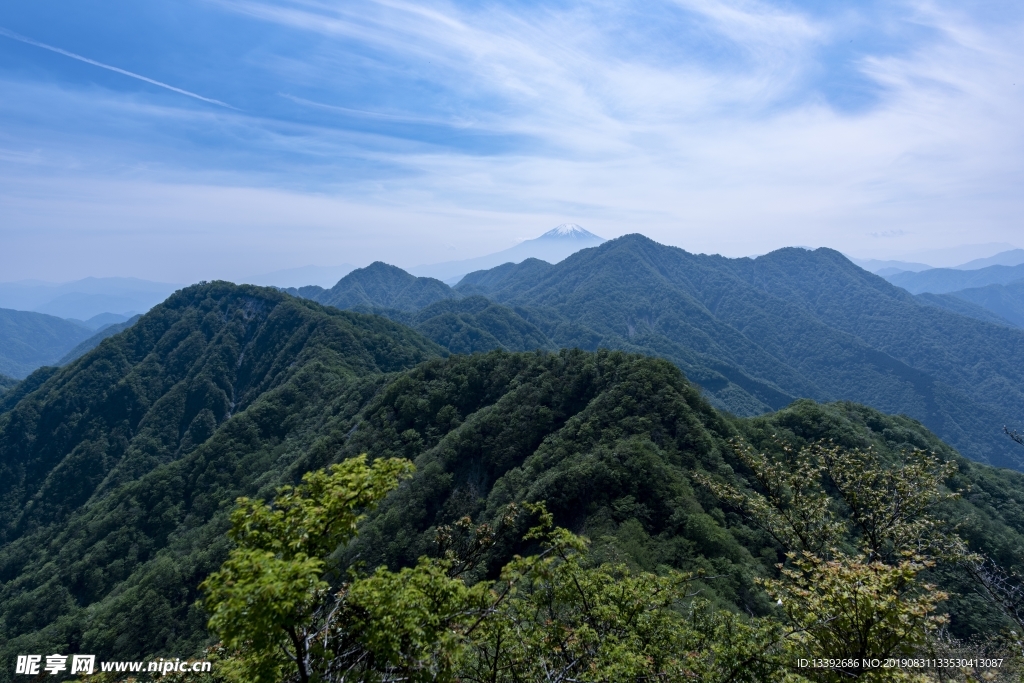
[0,277,179,321]
[887,263,1024,294]
[938,280,1024,328]
[0,308,94,378]
[291,235,1024,470]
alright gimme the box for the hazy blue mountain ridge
[940,280,1024,328]
[953,249,1024,270]
[0,277,180,320]
[0,308,93,378]
[887,263,1024,294]
[915,292,1020,328]
[70,312,136,331]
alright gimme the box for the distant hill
[886,263,1024,294]
[915,292,1020,328]
[0,308,93,378]
[65,312,135,331]
[940,280,1024,328]
[411,224,605,282]
[454,235,1024,469]
[847,257,933,275]
[953,248,1024,270]
[305,261,460,311]
[0,277,180,321]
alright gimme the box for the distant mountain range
[886,263,1024,294]
[846,252,1024,328]
[0,308,143,379]
[410,223,605,283]
[6,235,1024,468]
[0,308,94,378]
[847,257,933,276]
[932,280,1024,328]
[288,236,1024,470]
[953,248,1024,270]
[0,277,180,321]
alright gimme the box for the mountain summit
[410,224,606,283]
[540,223,601,239]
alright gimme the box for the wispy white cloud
[0,26,236,109]
[1,0,1023,279]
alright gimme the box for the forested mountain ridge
[451,235,1024,469]
[2,303,1024,677]
[0,282,444,674]
[0,281,441,542]
[350,295,555,355]
[5,247,1024,677]
[304,261,460,311]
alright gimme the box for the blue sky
[1,0,1022,282]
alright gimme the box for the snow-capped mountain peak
[540,223,602,240]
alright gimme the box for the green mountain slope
[3,334,1024,676]
[456,236,1024,469]
[311,261,460,311]
[357,295,555,354]
[0,283,443,673]
[0,308,93,378]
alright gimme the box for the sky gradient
[1,0,1022,283]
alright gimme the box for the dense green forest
[294,261,459,312]
[2,281,1024,682]
[0,373,17,397]
[0,307,94,378]
[293,236,1024,470]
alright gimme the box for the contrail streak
[0,26,235,109]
